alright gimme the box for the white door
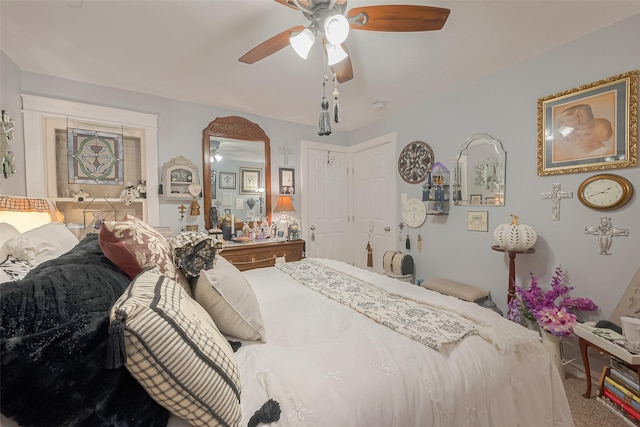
[350,134,397,273]
[302,144,349,260]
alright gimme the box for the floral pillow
[98,215,190,295]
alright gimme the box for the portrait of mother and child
[552,102,616,162]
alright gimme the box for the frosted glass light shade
[326,43,348,66]
[290,28,315,59]
[324,14,349,45]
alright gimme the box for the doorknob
[310,225,316,230]
[384,226,391,232]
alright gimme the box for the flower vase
[540,328,565,380]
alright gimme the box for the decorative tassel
[366,241,373,267]
[418,234,422,252]
[406,234,411,250]
[248,399,281,427]
[105,311,127,369]
[318,76,332,136]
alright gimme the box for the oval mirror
[202,116,271,230]
[453,133,506,206]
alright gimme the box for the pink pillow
[99,215,190,293]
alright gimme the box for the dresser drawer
[219,240,305,271]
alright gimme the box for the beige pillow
[194,256,266,342]
[2,222,78,266]
[420,277,489,302]
[110,267,242,427]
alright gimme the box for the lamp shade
[290,28,315,59]
[324,14,349,45]
[326,42,348,66]
[274,195,295,212]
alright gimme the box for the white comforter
[211,259,573,427]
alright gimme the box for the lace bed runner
[275,259,477,351]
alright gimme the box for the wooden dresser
[219,240,305,271]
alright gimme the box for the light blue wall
[1,14,639,318]
[1,54,349,232]
[349,14,640,317]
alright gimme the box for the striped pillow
[110,267,241,427]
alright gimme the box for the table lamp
[274,195,295,238]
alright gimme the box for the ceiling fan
[238,0,450,83]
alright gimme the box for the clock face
[578,174,633,210]
[401,199,427,228]
[398,141,435,184]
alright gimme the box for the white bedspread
[225,259,573,427]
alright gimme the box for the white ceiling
[2,0,640,132]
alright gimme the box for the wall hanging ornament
[318,75,332,136]
[540,183,572,221]
[365,222,374,267]
[584,217,629,255]
[417,234,422,252]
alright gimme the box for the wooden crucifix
[541,183,573,221]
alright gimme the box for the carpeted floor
[564,374,633,426]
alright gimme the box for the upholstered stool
[419,277,489,304]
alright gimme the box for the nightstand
[219,239,305,271]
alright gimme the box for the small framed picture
[235,198,244,210]
[467,211,488,232]
[219,172,236,189]
[470,194,482,205]
[222,192,232,206]
[279,167,295,195]
[485,197,496,205]
[240,167,262,195]
[224,208,231,216]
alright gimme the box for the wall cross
[585,217,629,255]
[278,141,293,165]
[541,183,573,220]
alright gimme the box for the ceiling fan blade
[239,25,305,64]
[331,43,353,83]
[347,5,450,32]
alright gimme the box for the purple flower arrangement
[507,266,598,336]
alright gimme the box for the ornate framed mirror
[202,116,271,230]
[453,133,506,206]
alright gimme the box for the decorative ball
[493,214,537,251]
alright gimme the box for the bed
[0,198,574,427]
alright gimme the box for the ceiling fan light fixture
[326,42,348,66]
[324,14,349,45]
[290,28,315,59]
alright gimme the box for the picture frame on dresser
[537,69,638,176]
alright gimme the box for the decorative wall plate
[398,141,434,184]
[401,198,427,228]
[578,174,633,210]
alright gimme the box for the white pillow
[194,256,267,342]
[110,268,242,427]
[3,222,78,266]
[0,222,20,261]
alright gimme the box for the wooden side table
[573,322,640,398]
[491,245,535,303]
[219,239,305,271]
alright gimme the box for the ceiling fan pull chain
[332,74,340,124]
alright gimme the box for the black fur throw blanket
[0,234,168,427]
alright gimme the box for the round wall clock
[398,141,435,184]
[577,173,633,210]
[401,198,427,228]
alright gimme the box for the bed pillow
[110,267,242,427]
[193,256,266,341]
[98,215,191,296]
[0,223,20,261]
[0,234,168,427]
[1,222,78,266]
